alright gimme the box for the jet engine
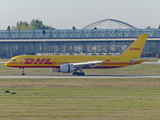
[60,64,74,73]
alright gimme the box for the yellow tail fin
[120,34,148,58]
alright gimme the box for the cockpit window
[10,59,16,61]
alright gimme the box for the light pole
[43,41,45,53]
[113,41,115,53]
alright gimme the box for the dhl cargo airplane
[5,34,148,76]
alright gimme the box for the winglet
[79,52,83,56]
[109,53,112,57]
[104,53,112,62]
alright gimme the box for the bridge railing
[0,29,160,39]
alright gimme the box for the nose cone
[5,62,11,67]
[5,62,9,66]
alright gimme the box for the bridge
[0,29,160,39]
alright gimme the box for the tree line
[7,19,160,30]
[145,25,160,29]
[10,19,55,30]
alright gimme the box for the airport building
[0,19,160,58]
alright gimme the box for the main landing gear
[21,68,25,76]
[72,67,86,76]
[72,72,86,76]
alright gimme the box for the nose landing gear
[21,68,25,75]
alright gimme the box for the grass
[0,58,160,119]
[0,59,9,62]
[0,78,160,120]
[147,57,159,62]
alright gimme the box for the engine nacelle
[60,64,74,73]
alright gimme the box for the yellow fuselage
[5,55,145,69]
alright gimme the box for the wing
[72,60,103,68]
[72,54,112,68]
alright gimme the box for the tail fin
[120,34,148,58]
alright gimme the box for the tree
[12,19,55,30]
[158,25,160,29]
[12,21,29,30]
[145,26,151,29]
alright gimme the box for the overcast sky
[0,0,160,29]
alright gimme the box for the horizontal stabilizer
[130,58,147,63]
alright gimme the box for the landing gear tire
[81,72,86,76]
[22,73,25,76]
[72,72,77,76]
[21,68,25,76]
[72,72,86,76]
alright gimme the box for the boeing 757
[5,34,148,76]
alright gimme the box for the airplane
[5,34,148,76]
